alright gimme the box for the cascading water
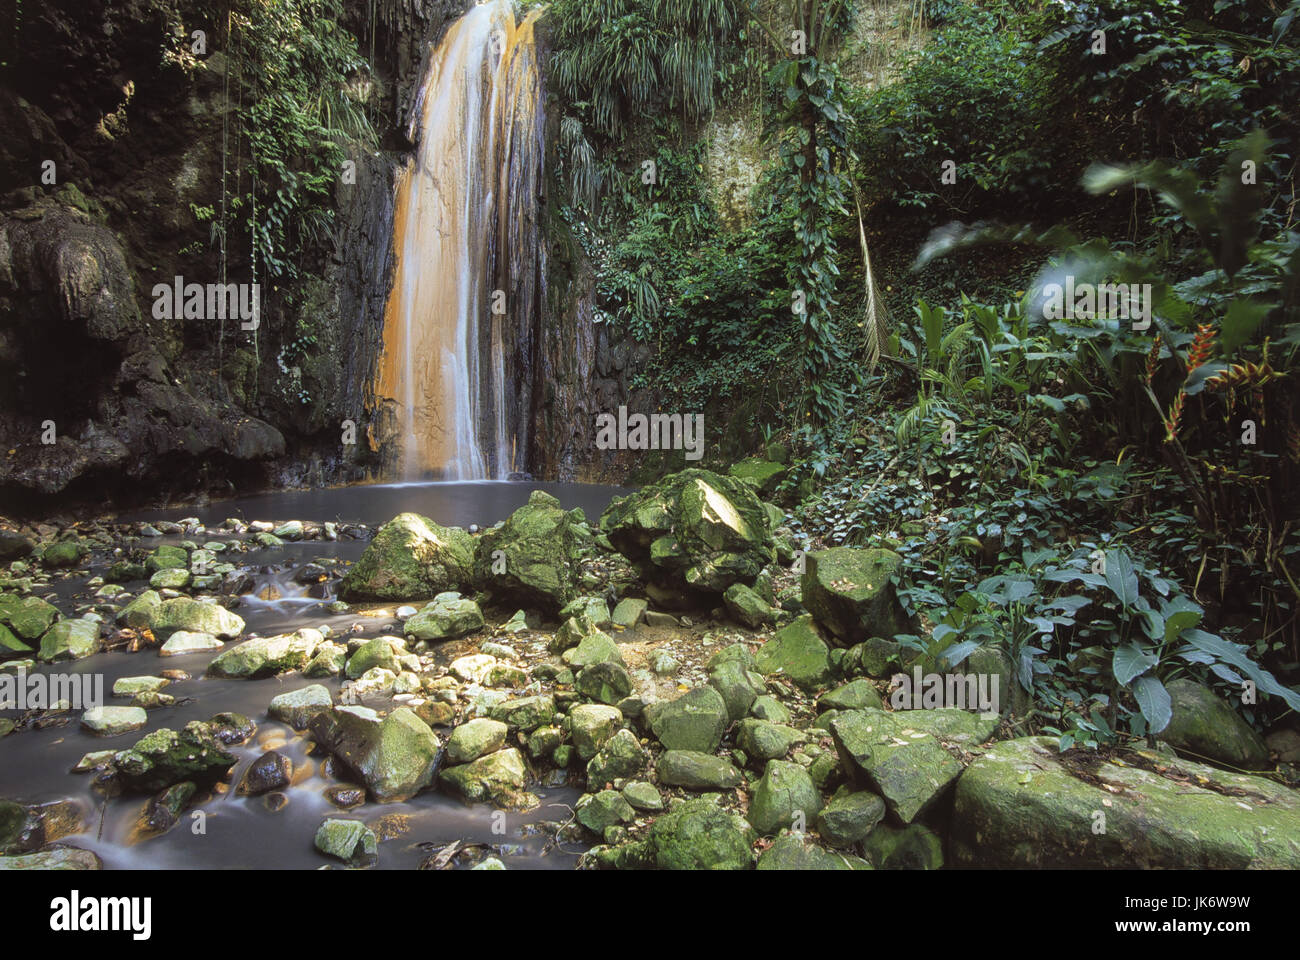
[375,0,545,480]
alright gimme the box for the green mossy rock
[0,594,59,639]
[951,736,1300,868]
[707,659,766,723]
[574,661,633,705]
[115,590,161,630]
[829,709,964,823]
[475,491,583,614]
[268,684,333,729]
[113,722,238,792]
[38,619,99,662]
[817,789,886,847]
[802,547,908,646]
[819,678,883,712]
[339,513,474,602]
[445,718,508,764]
[735,718,807,763]
[569,703,622,760]
[489,695,557,733]
[42,541,88,568]
[345,636,399,679]
[657,750,743,790]
[207,628,322,678]
[404,596,485,642]
[756,831,869,870]
[748,759,822,835]
[645,797,755,870]
[727,458,786,496]
[145,545,188,574]
[576,789,636,833]
[862,823,944,870]
[722,582,777,629]
[314,819,377,865]
[1158,679,1270,770]
[587,729,647,784]
[439,747,528,806]
[308,706,440,803]
[152,598,244,640]
[600,468,774,598]
[753,615,832,692]
[645,686,729,753]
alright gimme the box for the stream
[0,480,627,870]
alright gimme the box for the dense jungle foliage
[542,0,1300,751]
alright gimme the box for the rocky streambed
[0,470,1297,871]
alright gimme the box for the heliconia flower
[1144,335,1162,384]
[1185,323,1216,373]
[1164,391,1186,443]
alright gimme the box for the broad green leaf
[1131,675,1173,733]
[1113,642,1158,685]
[1103,548,1139,608]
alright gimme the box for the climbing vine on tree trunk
[750,0,855,445]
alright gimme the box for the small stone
[314,818,377,865]
[80,706,148,737]
[446,718,509,764]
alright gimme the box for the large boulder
[308,706,441,803]
[0,594,58,639]
[600,468,775,600]
[747,759,822,835]
[753,615,832,692]
[207,628,322,679]
[474,491,583,614]
[829,708,981,823]
[1158,679,1270,770]
[37,619,99,662]
[439,747,529,807]
[112,722,238,792]
[152,598,244,640]
[951,736,1300,868]
[645,797,756,870]
[645,687,729,753]
[338,513,475,602]
[403,596,484,642]
[657,751,744,790]
[801,547,909,646]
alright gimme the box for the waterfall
[375,0,544,480]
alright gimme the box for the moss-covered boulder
[862,823,944,869]
[439,747,528,807]
[818,789,887,847]
[308,706,441,803]
[207,628,322,679]
[707,659,767,723]
[587,729,647,785]
[0,594,58,639]
[1158,679,1270,770]
[338,513,474,602]
[42,540,88,568]
[829,709,965,823]
[645,687,729,753]
[314,819,377,865]
[748,759,822,835]
[951,736,1300,868]
[722,582,777,629]
[735,718,806,763]
[37,619,99,662]
[657,750,744,790]
[267,684,333,729]
[152,598,244,640]
[727,458,786,496]
[645,797,756,870]
[344,636,399,679]
[474,491,583,614]
[113,722,238,792]
[753,615,832,692]
[600,468,775,600]
[445,718,508,764]
[403,596,484,642]
[802,547,909,646]
[115,590,161,630]
[569,703,622,760]
[756,831,869,870]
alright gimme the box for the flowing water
[0,480,627,869]
[374,0,546,481]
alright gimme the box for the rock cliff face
[0,0,468,510]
